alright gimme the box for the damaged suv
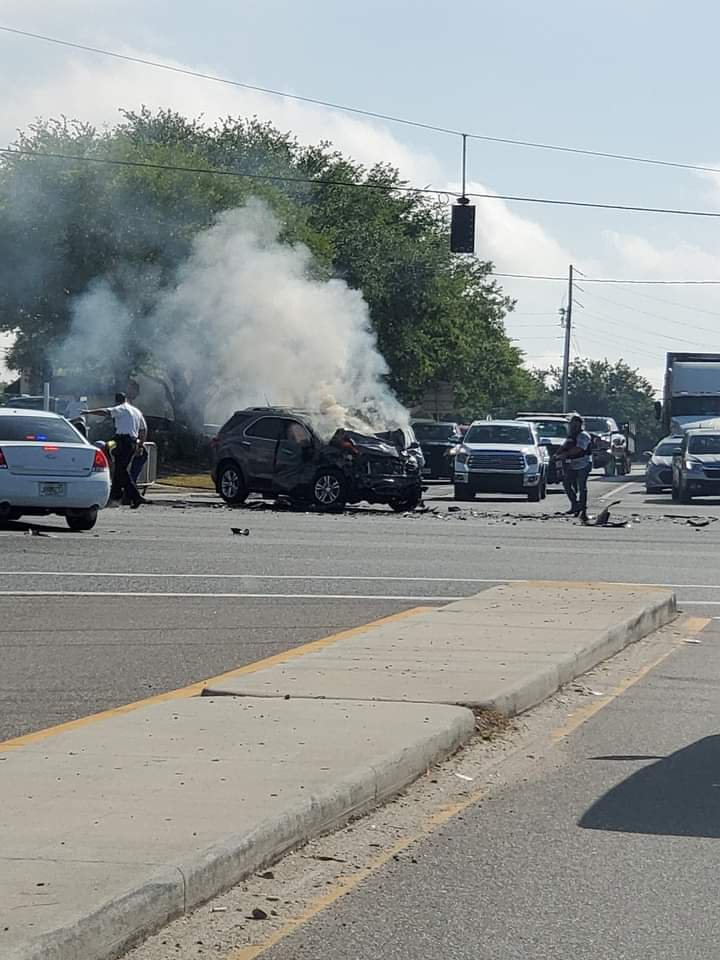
[211,408,423,512]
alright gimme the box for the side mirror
[654,401,662,421]
[642,450,653,460]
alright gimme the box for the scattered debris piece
[310,854,347,863]
[688,518,711,528]
[447,505,462,513]
[683,637,703,644]
[454,772,474,782]
[231,528,251,536]
[258,871,275,880]
[211,906,228,913]
[595,500,621,526]
[250,908,268,921]
[25,528,53,537]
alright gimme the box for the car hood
[462,443,535,454]
[688,454,720,465]
[332,430,400,459]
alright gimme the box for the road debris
[231,528,251,536]
[249,908,268,921]
[25,528,53,538]
[454,772,474,782]
[594,500,621,526]
[687,518,711,528]
[683,637,703,644]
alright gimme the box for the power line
[3,23,720,180]
[5,147,720,221]
[583,290,720,336]
[609,282,720,318]
[495,272,720,285]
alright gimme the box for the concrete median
[1,581,676,960]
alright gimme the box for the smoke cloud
[65,199,408,436]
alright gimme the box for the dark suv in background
[211,408,423,511]
[411,420,464,479]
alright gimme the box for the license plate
[40,482,66,497]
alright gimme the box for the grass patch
[159,473,215,490]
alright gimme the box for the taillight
[93,448,108,471]
[43,444,60,453]
[0,447,6,469]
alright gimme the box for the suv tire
[527,485,542,502]
[217,461,248,505]
[312,469,346,510]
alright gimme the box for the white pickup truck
[453,420,547,502]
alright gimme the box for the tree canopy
[0,109,549,422]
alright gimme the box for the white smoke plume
[66,199,409,436]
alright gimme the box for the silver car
[645,435,683,493]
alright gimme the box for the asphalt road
[256,617,720,960]
[3,466,720,739]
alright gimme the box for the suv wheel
[312,469,346,510]
[217,461,248,505]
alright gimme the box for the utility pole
[561,263,573,413]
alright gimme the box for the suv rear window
[0,415,84,443]
[244,417,287,440]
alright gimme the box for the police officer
[87,393,147,508]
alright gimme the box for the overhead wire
[5,147,720,221]
[3,23,720,179]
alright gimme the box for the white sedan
[0,408,110,530]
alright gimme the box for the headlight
[455,450,469,464]
[686,459,703,472]
[525,454,538,466]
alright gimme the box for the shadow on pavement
[579,737,720,838]
[0,519,82,535]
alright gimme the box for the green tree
[0,109,533,425]
[541,358,658,450]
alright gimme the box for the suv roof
[515,412,571,420]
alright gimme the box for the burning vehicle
[211,408,423,511]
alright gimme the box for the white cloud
[0,52,440,183]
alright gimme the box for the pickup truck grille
[702,466,720,479]
[467,452,525,471]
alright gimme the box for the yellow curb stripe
[0,607,430,750]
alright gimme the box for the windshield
[584,417,615,434]
[671,396,720,417]
[412,423,458,442]
[524,419,568,439]
[464,424,534,445]
[0,415,84,443]
[655,441,682,456]
[688,435,720,455]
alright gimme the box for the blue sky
[3,0,720,389]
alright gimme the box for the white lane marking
[2,572,720,591]
[0,571,519,583]
[598,481,636,501]
[680,601,720,606]
[0,591,464,601]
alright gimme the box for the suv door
[274,420,316,494]
[243,416,287,490]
